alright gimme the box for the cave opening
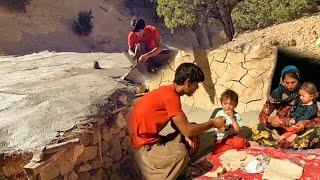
[271,50,320,101]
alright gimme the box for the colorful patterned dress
[252,65,320,149]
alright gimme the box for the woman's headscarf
[267,65,300,104]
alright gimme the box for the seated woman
[252,65,320,149]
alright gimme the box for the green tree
[232,0,318,31]
[155,0,243,42]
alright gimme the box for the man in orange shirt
[128,18,173,73]
[129,63,226,179]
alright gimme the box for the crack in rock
[214,50,229,63]
[245,98,263,104]
[167,63,175,72]
[230,80,246,87]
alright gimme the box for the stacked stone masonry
[147,44,277,113]
[0,89,141,180]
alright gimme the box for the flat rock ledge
[0,51,141,179]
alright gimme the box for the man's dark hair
[173,63,204,85]
[130,18,145,32]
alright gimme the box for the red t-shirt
[128,25,160,51]
[129,85,184,148]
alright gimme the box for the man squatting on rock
[128,18,173,73]
[129,62,226,179]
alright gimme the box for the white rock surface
[0,51,132,153]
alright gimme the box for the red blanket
[198,147,320,180]
[212,135,250,154]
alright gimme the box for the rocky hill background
[0,0,226,55]
[1,0,319,57]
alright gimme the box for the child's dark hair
[173,63,204,85]
[220,89,239,106]
[300,82,319,99]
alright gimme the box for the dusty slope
[0,0,225,55]
[0,0,135,54]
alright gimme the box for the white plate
[240,160,267,173]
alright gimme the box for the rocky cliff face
[146,45,277,113]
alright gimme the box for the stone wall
[0,89,141,180]
[147,44,277,113]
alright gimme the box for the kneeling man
[129,63,225,179]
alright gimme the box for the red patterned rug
[197,147,320,180]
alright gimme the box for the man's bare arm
[172,114,225,137]
[141,37,163,60]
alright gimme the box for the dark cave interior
[271,50,320,101]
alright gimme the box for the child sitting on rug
[277,82,318,147]
[210,89,251,154]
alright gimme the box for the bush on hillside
[232,0,318,31]
[155,0,242,42]
[6,0,31,12]
[73,10,94,36]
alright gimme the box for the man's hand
[211,116,226,130]
[133,54,139,61]
[138,54,149,62]
[225,110,235,118]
